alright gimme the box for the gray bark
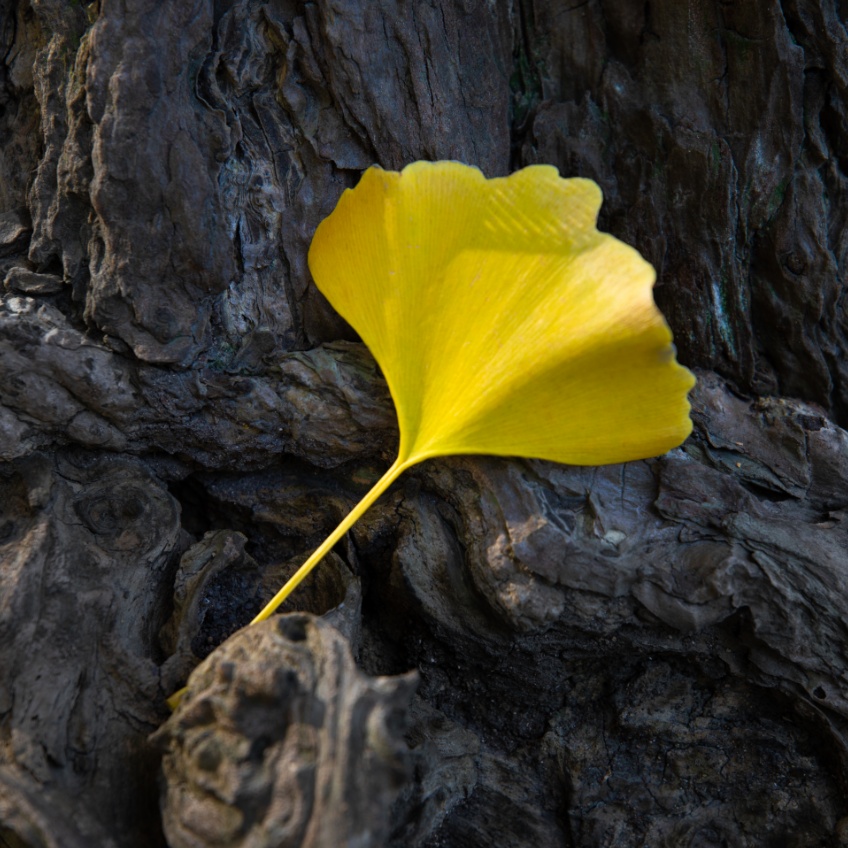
[1,1,848,846]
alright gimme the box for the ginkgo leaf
[249,161,695,626]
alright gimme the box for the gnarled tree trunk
[1,1,847,846]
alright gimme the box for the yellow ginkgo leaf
[252,160,695,624]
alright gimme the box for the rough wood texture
[2,1,848,846]
[154,615,416,848]
[0,451,178,847]
[520,1,848,418]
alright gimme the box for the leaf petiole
[166,456,410,711]
[250,456,409,624]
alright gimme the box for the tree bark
[2,1,848,846]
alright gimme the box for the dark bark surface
[2,1,848,846]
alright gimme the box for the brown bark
[2,1,848,846]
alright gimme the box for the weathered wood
[1,0,848,846]
[520,1,848,419]
[0,451,179,847]
[154,615,416,848]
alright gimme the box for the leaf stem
[249,456,409,624]
[166,458,410,710]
